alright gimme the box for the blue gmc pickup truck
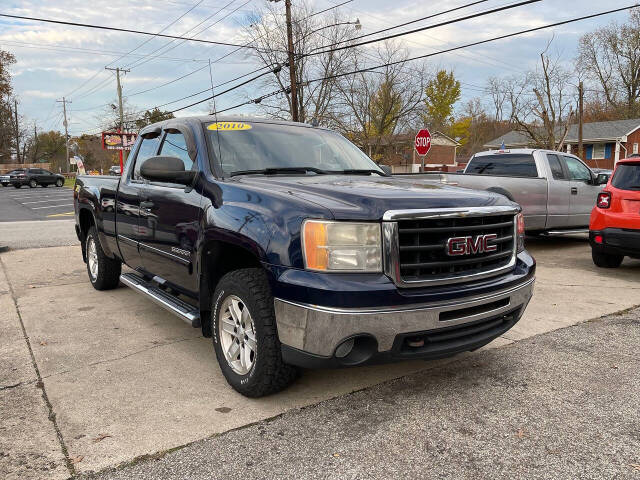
[74,116,535,397]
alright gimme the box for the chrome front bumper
[274,277,534,357]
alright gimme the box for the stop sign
[415,128,432,156]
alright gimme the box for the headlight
[302,220,382,272]
[516,212,525,253]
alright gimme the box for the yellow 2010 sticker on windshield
[207,122,252,131]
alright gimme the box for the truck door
[545,153,571,229]
[138,125,202,296]
[562,155,600,227]
[115,132,161,271]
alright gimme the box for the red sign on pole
[414,128,432,156]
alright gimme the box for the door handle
[570,187,578,195]
[140,201,154,209]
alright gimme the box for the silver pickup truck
[411,149,609,233]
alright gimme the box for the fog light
[334,338,355,358]
[594,235,603,244]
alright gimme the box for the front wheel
[85,226,122,290]
[592,249,623,268]
[55,178,64,187]
[29,179,37,188]
[211,268,298,397]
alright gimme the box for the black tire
[211,268,298,397]
[85,226,122,290]
[29,179,37,188]
[13,184,21,188]
[592,249,623,268]
[55,178,64,187]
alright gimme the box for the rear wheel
[211,268,298,397]
[29,179,37,188]
[85,226,122,290]
[55,178,63,187]
[592,249,623,268]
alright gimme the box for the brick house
[485,118,640,170]
[361,132,461,173]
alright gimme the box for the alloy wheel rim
[218,295,257,375]
[87,238,98,280]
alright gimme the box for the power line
[304,0,541,58]
[339,0,489,43]
[125,0,245,70]
[0,12,284,52]
[304,5,640,86]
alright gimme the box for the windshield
[611,163,640,190]
[205,121,383,175]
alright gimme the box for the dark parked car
[10,168,65,188]
[1,169,25,187]
[74,116,535,397]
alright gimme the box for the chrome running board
[120,273,201,328]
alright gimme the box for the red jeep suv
[589,158,640,268]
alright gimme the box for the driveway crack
[0,255,76,477]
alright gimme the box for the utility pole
[578,81,584,160]
[267,0,298,121]
[57,97,71,173]
[284,0,298,122]
[13,99,20,163]
[105,67,130,172]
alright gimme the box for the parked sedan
[1,169,25,187]
[10,168,65,188]
[108,165,121,176]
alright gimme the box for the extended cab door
[138,125,202,296]
[544,153,571,229]
[562,155,600,227]
[115,132,161,271]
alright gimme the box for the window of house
[592,143,605,159]
[633,143,639,155]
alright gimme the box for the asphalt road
[0,184,74,222]
[88,309,640,480]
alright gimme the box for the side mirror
[595,173,609,185]
[379,164,392,175]
[140,156,196,185]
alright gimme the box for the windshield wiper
[335,169,388,176]
[230,167,329,177]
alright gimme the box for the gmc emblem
[446,234,498,256]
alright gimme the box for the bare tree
[243,0,359,123]
[330,42,428,159]
[577,9,640,118]
[487,77,509,121]
[506,45,575,150]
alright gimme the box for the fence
[0,163,52,174]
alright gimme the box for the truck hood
[235,175,512,220]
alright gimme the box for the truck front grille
[396,213,516,284]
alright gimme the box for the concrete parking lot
[1,233,639,479]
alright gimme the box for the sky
[0,0,634,137]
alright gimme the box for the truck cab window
[546,154,566,180]
[159,131,193,172]
[133,136,160,180]
[466,154,538,177]
[563,156,591,182]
